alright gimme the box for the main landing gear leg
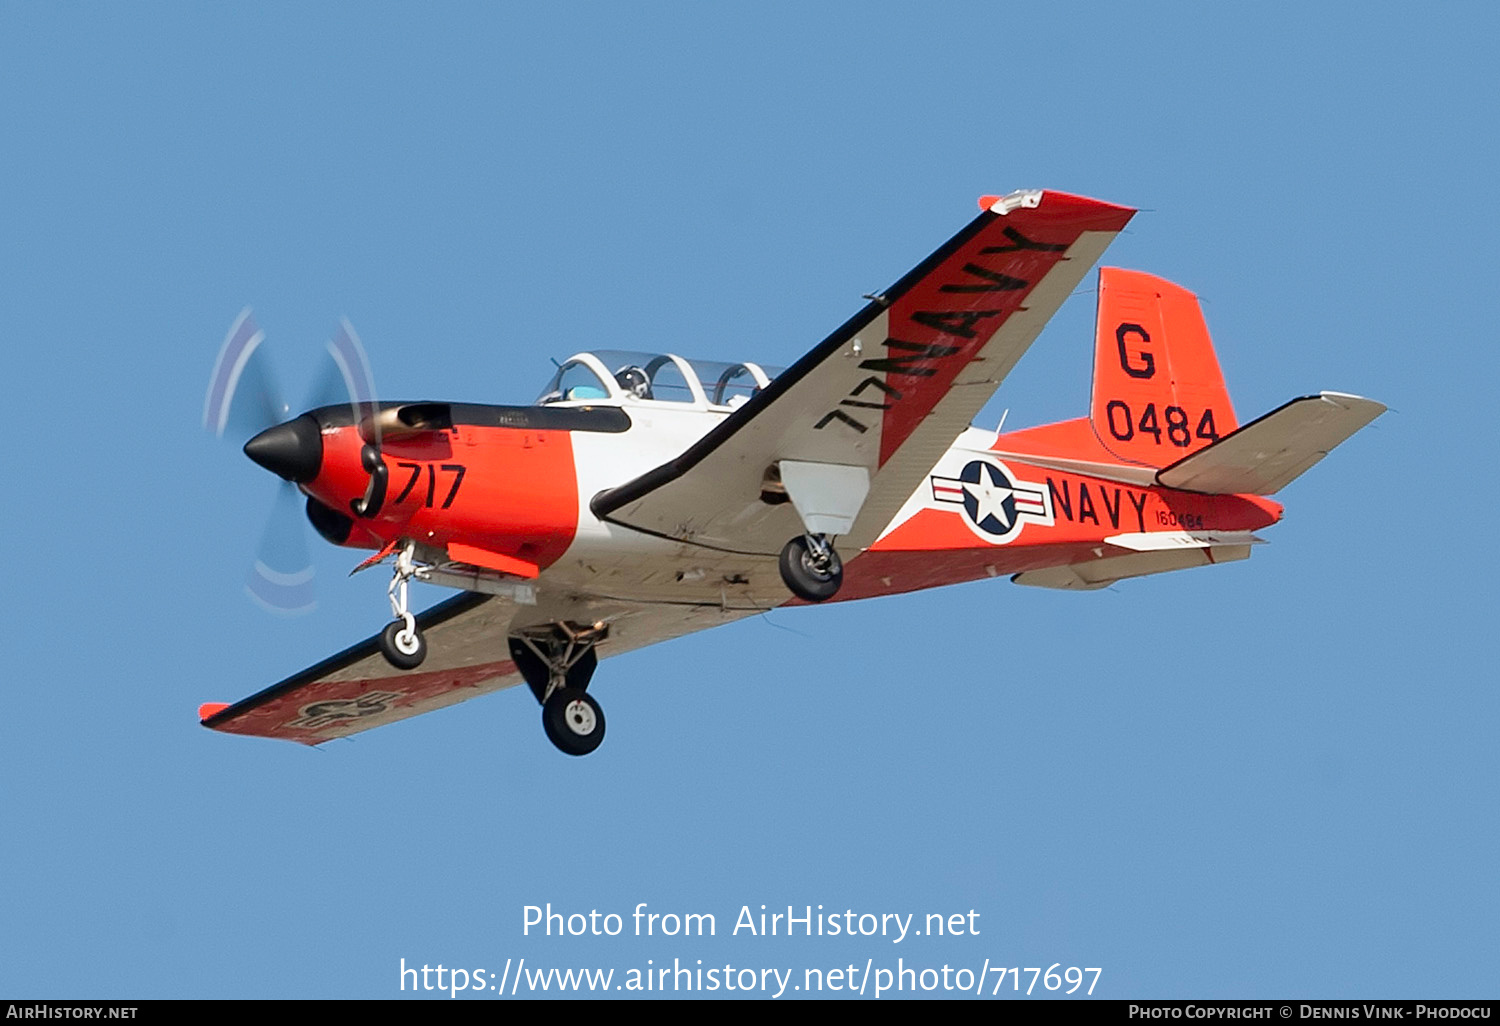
[378,542,427,670]
[509,622,609,757]
[779,533,843,602]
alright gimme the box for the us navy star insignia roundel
[286,690,407,731]
[930,459,1052,543]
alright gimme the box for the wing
[199,592,519,743]
[200,589,760,744]
[593,189,1135,553]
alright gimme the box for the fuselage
[264,393,1279,608]
[238,346,1279,609]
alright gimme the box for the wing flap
[1155,392,1385,495]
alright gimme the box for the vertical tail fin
[1090,268,1238,466]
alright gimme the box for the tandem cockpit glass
[536,350,782,410]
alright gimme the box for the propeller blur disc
[205,309,382,617]
[245,481,317,615]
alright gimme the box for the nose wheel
[779,534,843,602]
[379,615,426,670]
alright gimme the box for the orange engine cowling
[246,406,586,573]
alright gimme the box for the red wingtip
[978,194,1000,210]
[199,702,231,722]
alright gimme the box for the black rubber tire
[379,620,427,670]
[542,687,606,756]
[779,536,843,602]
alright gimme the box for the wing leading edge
[593,189,1135,554]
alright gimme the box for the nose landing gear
[377,542,427,670]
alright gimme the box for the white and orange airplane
[200,189,1382,755]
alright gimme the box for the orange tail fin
[1089,268,1237,466]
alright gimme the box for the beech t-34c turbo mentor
[199,189,1383,755]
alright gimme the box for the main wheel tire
[779,536,843,602]
[542,687,606,756]
[380,620,427,670]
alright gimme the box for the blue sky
[2,2,1495,999]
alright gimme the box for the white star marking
[963,476,1015,529]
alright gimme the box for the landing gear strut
[509,622,609,756]
[779,533,843,602]
[377,542,427,670]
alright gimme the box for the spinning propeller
[203,309,382,614]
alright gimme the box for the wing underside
[200,593,520,744]
[593,190,1136,555]
[201,589,762,744]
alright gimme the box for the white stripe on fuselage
[563,402,733,564]
[556,405,994,587]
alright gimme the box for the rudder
[1089,268,1237,466]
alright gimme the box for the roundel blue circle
[959,460,1019,537]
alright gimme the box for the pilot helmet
[615,365,651,399]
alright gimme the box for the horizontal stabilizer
[1103,530,1264,551]
[1155,392,1384,495]
[1011,542,1252,590]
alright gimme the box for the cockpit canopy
[536,350,782,410]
